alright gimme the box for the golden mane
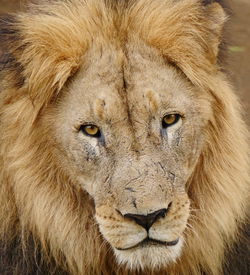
[0,0,249,274]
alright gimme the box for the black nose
[124,207,169,231]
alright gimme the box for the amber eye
[80,125,101,138]
[162,114,181,128]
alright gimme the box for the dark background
[0,0,249,125]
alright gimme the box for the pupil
[166,115,175,123]
[89,126,96,132]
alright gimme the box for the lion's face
[1,1,248,274]
[49,42,212,270]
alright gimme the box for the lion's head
[0,0,249,274]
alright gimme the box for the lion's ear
[203,2,227,63]
[0,11,88,110]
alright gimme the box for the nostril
[154,208,167,220]
[124,207,170,231]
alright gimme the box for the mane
[0,0,249,274]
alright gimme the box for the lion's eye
[80,125,101,138]
[162,114,181,128]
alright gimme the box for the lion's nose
[124,207,169,231]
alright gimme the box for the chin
[114,238,184,271]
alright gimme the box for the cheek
[58,132,101,175]
[162,119,183,147]
[81,137,100,158]
[166,128,182,148]
[162,121,205,175]
[178,126,205,172]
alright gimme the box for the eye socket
[80,124,101,138]
[162,114,181,128]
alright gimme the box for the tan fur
[0,0,249,274]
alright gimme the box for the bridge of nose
[108,155,174,215]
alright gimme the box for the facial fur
[0,1,249,275]
[48,42,212,269]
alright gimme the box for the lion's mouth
[116,237,179,251]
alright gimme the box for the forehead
[62,42,198,122]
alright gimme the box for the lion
[0,0,249,274]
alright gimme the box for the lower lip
[116,238,179,251]
[165,239,179,246]
[145,238,179,247]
